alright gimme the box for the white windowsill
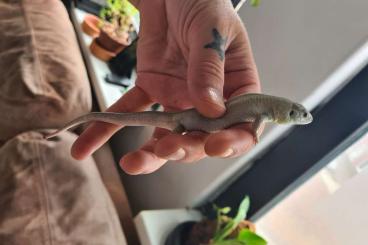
[134,209,202,245]
[73,8,137,111]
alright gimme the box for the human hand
[71,0,261,174]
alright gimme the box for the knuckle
[190,60,224,85]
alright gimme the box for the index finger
[71,86,153,160]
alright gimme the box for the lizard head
[274,101,313,125]
[286,103,313,125]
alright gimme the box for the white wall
[119,0,368,213]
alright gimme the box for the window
[205,63,368,234]
[257,129,368,245]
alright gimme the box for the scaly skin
[45,93,313,141]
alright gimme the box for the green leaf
[213,204,231,215]
[214,204,232,233]
[237,229,267,245]
[100,0,138,20]
[212,196,250,242]
[122,0,139,16]
[233,196,250,225]
[214,240,245,245]
[250,0,260,7]
[221,207,231,214]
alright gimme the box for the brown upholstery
[0,0,92,141]
[0,1,128,244]
[0,131,127,244]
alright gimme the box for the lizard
[44,93,313,142]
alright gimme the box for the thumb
[187,27,228,118]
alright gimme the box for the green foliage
[100,0,138,22]
[212,196,250,242]
[214,231,267,245]
[250,0,260,7]
[214,204,232,233]
[211,196,267,245]
[99,0,138,38]
[213,240,244,245]
[237,230,267,245]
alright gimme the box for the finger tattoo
[204,28,227,61]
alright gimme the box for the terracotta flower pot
[81,14,100,38]
[96,24,131,54]
[90,39,116,61]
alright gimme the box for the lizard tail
[44,111,176,139]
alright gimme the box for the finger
[207,73,262,158]
[120,128,169,175]
[153,107,207,163]
[186,4,238,118]
[154,131,208,163]
[205,20,262,158]
[71,87,152,160]
[187,31,226,118]
[120,143,167,175]
[206,65,262,158]
[205,123,259,158]
[224,17,261,98]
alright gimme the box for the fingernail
[167,148,186,161]
[221,148,234,158]
[206,87,225,108]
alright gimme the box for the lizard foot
[173,124,186,134]
[253,134,259,145]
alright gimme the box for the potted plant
[165,196,267,245]
[81,14,101,38]
[90,0,137,61]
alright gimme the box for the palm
[135,0,191,109]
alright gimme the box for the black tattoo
[204,28,227,61]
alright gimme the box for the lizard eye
[289,110,295,117]
[303,112,308,117]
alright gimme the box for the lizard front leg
[173,124,186,134]
[251,116,267,144]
